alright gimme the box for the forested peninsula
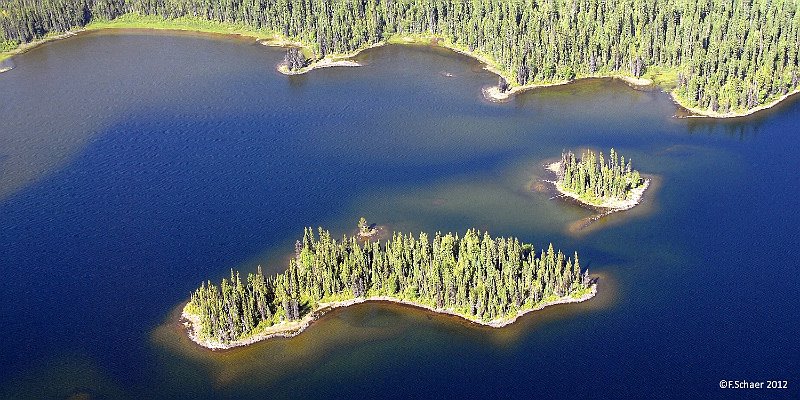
[182,227,595,349]
[548,148,649,210]
[2,1,800,117]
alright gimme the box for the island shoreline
[182,283,597,350]
[545,161,650,212]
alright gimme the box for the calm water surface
[0,30,798,399]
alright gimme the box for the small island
[548,148,650,211]
[356,216,381,239]
[182,226,595,349]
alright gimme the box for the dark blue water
[0,31,797,399]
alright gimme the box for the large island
[183,227,595,349]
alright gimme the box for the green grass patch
[385,34,438,45]
[1,39,18,52]
[643,65,679,90]
[570,286,594,299]
[540,294,560,304]
[318,292,358,303]
[85,13,279,41]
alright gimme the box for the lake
[0,30,797,399]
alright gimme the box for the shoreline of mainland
[482,74,654,102]
[273,41,386,75]
[2,16,794,118]
[182,283,597,350]
[674,88,800,119]
[0,30,80,63]
[545,161,650,212]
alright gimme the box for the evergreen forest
[2,0,799,114]
[185,227,591,344]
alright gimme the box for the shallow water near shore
[1,31,798,399]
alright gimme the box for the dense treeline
[186,227,590,343]
[556,149,644,203]
[2,0,798,113]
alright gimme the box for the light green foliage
[558,149,645,204]
[643,67,680,91]
[187,227,590,344]
[0,39,18,52]
[1,1,798,114]
[358,217,370,235]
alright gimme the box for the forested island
[182,226,595,349]
[548,149,649,210]
[2,1,799,117]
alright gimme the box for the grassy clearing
[385,34,437,45]
[642,66,679,90]
[84,13,278,40]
